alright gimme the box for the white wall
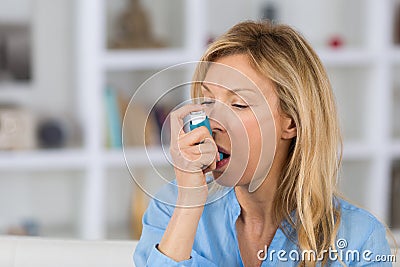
[0,0,31,23]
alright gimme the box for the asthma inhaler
[188,110,224,161]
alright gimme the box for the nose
[209,116,224,136]
[208,101,227,134]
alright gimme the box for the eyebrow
[200,82,257,94]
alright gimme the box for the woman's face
[201,54,284,190]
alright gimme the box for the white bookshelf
[75,0,400,241]
[1,0,399,244]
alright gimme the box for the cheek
[245,118,262,152]
[232,113,262,159]
[240,109,277,168]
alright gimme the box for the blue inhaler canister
[188,110,224,161]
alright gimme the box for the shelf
[342,142,373,160]
[104,49,197,71]
[104,48,376,70]
[104,146,170,168]
[0,81,31,91]
[39,224,79,239]
[106,223,132,240]
[0,148,173,170]
[107,144,375,166]
[0,149,87,171]
[0,225,79,240]
[0,81,32,103]
[317,48,374,67]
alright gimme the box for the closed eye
[201,100,215,105]
[232,104,249,109]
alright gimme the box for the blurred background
[0,0,399,246]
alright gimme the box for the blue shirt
[134,186,393,266]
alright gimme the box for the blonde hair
[192,21,343,266]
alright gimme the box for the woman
[134,21,392,266]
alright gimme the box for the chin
[212,171,249,188]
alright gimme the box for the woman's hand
[157,104,218,262]
[169,104,218,205]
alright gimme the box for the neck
[234,138,290,227]
[234,175,277,226]
[234,178,279,242]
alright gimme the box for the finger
[179,126,211,147]
[180,143,216,169]
[180,141,216,160]
[176,146,212,172]
[199,151,217,171]
[202,147,218,173]
[170,104,204,139]
[203,160,216,174]
[198,139,218,155]
[203,138,219,163]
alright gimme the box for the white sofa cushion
[0,236,137,267]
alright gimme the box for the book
[130,182,149,240]
[104,86,122,148]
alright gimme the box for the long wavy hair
[192,20,343,266]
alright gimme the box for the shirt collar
[226,187,296,249]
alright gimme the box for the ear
[281,116,297,139]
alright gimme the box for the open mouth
[219,151,230,160]
[216,146,231,169]
[217,146,230,161]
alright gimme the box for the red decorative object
[328,35,344,49]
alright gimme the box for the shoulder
[336,198,390,252]
[142,182,178,225]
[337,198,386,235]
